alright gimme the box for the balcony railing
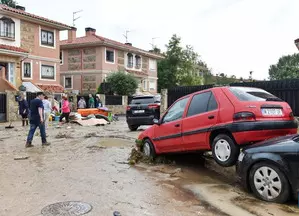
[0,31,15,39]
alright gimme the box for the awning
[22,82,43,92]
[37,84,64,93]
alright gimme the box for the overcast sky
[18,0,299,80]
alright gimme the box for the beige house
[60,27,164,95]
[0,4,72,93]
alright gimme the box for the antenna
[150,37,159,49]
[73,10,83,26]
[123,30,131,43]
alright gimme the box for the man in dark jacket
[18,94,29,126]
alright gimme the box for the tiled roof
[60,34,164,59]
[0,44,28,53]
[37,84,64,93]
[0,4,72,29]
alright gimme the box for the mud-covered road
[0,118,298,216]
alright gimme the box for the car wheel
[211,134,240,167]
[143,139,156,158]
[128,125,139,131]
[249,162,290,203]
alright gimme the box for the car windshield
[229,87,282,102]
[131,97,155,104]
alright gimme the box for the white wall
[0,13,21,47]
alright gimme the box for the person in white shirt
[43,96,52,129]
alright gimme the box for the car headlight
[238,152,245,162]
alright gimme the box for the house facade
[60,27,164,95]
[0,4,72,93]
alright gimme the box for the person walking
[18,94,29,126]
[43,96,52,129]
[25,92,50,148]
[88,94,95,108]
[78,97,86,109]
[59,96,71,124]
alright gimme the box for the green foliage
[106,71,138,96]
[269,53,299,80]
[1,0,17,7]
[157,35,206,91]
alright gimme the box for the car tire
[249,162,290,203]
[128,125,139,131]
[211,134,240,167]
[143,139,156,159]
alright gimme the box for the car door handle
[208,115,215,119]
[174,124,180,127]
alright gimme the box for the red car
[137,87,298,167]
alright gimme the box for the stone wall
[20,21,35,53]
[6,91,19,122]
[160,89,168,115]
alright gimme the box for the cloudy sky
[19,0,299,80]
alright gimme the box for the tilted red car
[137,87,298,167]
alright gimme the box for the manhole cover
[41,201,92,216]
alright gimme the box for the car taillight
[126,106,131,111]
[289,112,294,119]
[233,112,256,122]
[148,104,159,109]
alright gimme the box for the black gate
[167,84,214,107]
[0,93,7,122]
[26,92,37,106]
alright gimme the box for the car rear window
[131,97,155,104]
[229,87,282,102]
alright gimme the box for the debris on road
[71,118,108,126]
[14,156,29,160]
[84,132,99,138]
[55,132,73,139]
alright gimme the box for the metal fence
[0,93,7,122]
[105,95,123,105]
[167,84,214,108]
[128,96,134,105]
[167,79,299,116]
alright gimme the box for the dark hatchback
[236,134,299,203]
[126,95,160,131]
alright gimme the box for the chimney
[125,42,132,46]
[85,27,96,36]
[16,5,26,11]
[68,27,77,42]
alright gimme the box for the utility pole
[123,30,131,43]
[150,37,159,49]
[73,10,83,27]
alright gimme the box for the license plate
[133,110,145,114]
[261,108,283,116]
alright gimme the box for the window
[143,79,147,90]
[131,97,155,105]
[64,76,72,89]
[149,80,156,91]
[41,65,55,80]
[60,51,63,65]
[229,87,282,102]
[0,17,15,39]
[208,93,218,111]
[106,49,115,63]
[149,59,156,71]
[41,30,54,47]
[23,62,31,78]
[187,92,211,117]
[127,53,133,68]
[135,55,141,69]
[163,97,189,123]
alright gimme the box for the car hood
[243,134,299,154]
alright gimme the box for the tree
[157,34,207,90]
[269,53,299,80]
[1,0,17,7]
[105,71,138,96]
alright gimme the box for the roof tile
[37,84,64,93]
[0,44,28,53]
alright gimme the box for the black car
[126,95,160,131]
[236,134,299,203]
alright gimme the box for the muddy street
[0,118,298,216]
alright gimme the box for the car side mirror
[153,119,160,125]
